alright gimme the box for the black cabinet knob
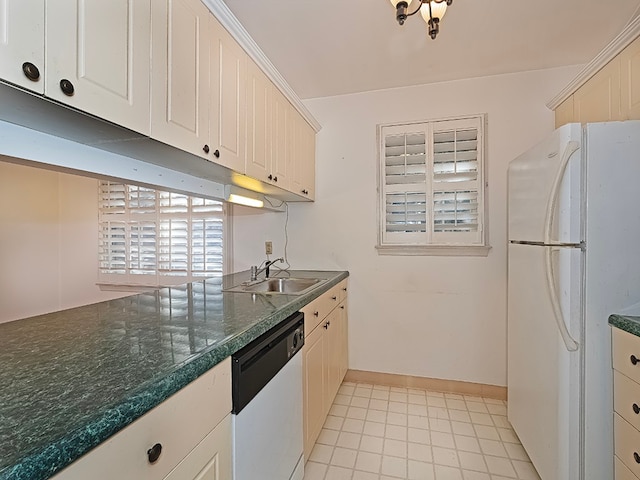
[313,311,319,317]
[59,79,75,96]
[203,144,210,154]
[323,322,329,329]
[147,443,162,464]
[22,62,40,81]
[633,403,640,414]
[332,296,337,301]
[631,355,639,365]
[268,174,273,181]
[213,149,220,158]
[340,305,345,310]
[301,189,308,195]
[273,176,278,182]
[343,287,347,292]
[634,451,640,464]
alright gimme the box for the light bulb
[420,0,447,22]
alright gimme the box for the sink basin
[224,277,324,295]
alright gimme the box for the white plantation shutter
[99,182,224,286]
[379,115,487,252]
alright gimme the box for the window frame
[97,181,228,289]
[376,114,491,256]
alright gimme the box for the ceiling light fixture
[389,0,453,39]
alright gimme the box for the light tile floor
[303,381,541,480]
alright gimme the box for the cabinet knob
[313,311,319,317]
[342,287,347,292]
[59,79,75,96]
[631,355,639,365]
[147,443,162,464]
[301,189,308,195]
[332,296,337,301]
[203,144,210,154]
[634,403,640,415]
[213,149,220,158]
[273,176,278,182]
[22,62,40,81]
[635,452,640,464]
[323,321,330,329]
[268,174,273,181]
[341,305,345,310]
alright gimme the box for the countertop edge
[609,314,640,338]
[1,270,349,480]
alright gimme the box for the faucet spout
[250,258,284,281]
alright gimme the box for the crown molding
[202,0,322,132]
[547,15,640,110]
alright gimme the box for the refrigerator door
[508,242,582,480]
[508,123,582,245]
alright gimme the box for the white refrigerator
[507,121,640,480]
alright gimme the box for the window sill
[375,244,492,257]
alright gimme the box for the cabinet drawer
[53,358,231,480]
[301,284,342,334]
[616,370,640,430]
[617,455,640,480]
[613,328,640,384]
[615,413,640,478]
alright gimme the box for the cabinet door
[573,58,622,124]
[163,415,232,480]
[209,17,246,172]
[245,59,271,181]
[302,324,326,462]
[338,301,349,384]
[291,113,316,200]
[620,36,640,121]
[270,88,290,189]
[325,307,343,413]
[0,0,44,93]
[151,0,210,157]
[46,0,151,135]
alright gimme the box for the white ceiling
[222,0,640,100]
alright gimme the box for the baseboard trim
[344,369,507,401]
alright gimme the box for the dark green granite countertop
[0,269,348,480]
[609,314,640,337]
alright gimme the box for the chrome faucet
[250,258,284,281]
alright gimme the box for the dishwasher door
[232,351,303,480]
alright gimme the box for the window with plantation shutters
[98,182,224,286]
[378,115,489,255]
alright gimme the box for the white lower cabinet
[302,280,348,461]
[52,358,232,480]
[612,327,640,479]
[164,415,232,480]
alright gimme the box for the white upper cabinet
[209,16,246,172]
[270,87,291,190]
[151,0,210,157]
[46,0,151,135]
[245,58,272,181]
[0,0,45,93]
[0,0,316,201]
[291,113,316,200]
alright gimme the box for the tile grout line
[303,381,540,480]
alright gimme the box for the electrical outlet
[265,241,273,255]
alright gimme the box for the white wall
[233,66,582,386]
[0,159,128,323]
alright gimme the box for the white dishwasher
[231,311,305,480]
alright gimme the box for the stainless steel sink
[224,277,324,295]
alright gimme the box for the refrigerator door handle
[543,141,580,244]
[544,245,579,351]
